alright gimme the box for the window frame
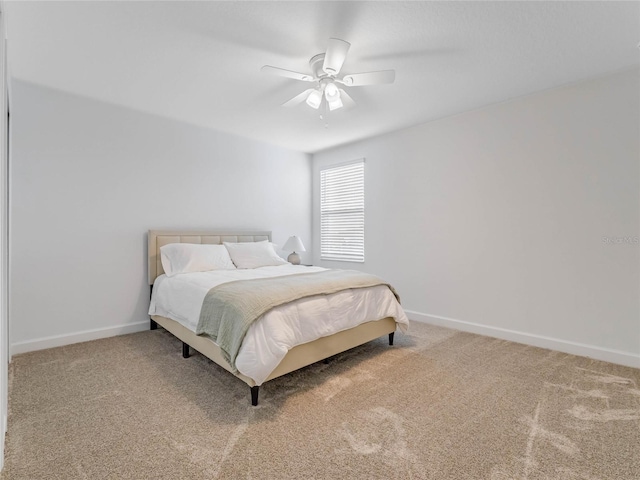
[319,159,365,263]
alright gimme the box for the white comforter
[148,265,409,385]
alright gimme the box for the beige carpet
[2,322,639,479]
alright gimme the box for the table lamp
[283,235,306,265]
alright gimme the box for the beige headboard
[148,230,271,285]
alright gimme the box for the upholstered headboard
[148,230,271,284]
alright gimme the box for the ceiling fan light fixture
[324,82,340,102]
[265,37,394,116]
[328,97,343,111]
[306,89,322,109]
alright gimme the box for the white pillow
[160,243,236,277]
[223,240,288,269]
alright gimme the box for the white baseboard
[405,310,640,369]
[8,312,640,369]
[10,321,150,356]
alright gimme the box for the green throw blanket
[196,269,400,371]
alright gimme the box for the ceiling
[5,1,639,153]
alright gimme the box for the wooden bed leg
[150,319,158,330]
[182,342,190,358]
[250,386,259,406]
[389,332,394,345]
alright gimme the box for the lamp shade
[283,235,306,253]
[305,89,322,109]
[324,82,339,101]
[328,97,343,111]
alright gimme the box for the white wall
[10,80,311,353]
[313,68,640,367]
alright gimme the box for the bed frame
[148,230,396,405]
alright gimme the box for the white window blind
[320,160,365,262]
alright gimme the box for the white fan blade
[261,65,314,82]
[338,89,356,108]
[322,38,351,75]
[282,89,314,107]
[342,70,395,86]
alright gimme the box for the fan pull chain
[321,97,329,128]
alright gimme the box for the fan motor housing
[309,53,328,79]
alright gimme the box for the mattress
[149,264,409,385]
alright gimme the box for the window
[320,159,365,262]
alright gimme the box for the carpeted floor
[2,321,639,479]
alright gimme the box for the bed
[147,230,408,405]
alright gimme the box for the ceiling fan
[261,38,395,114]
